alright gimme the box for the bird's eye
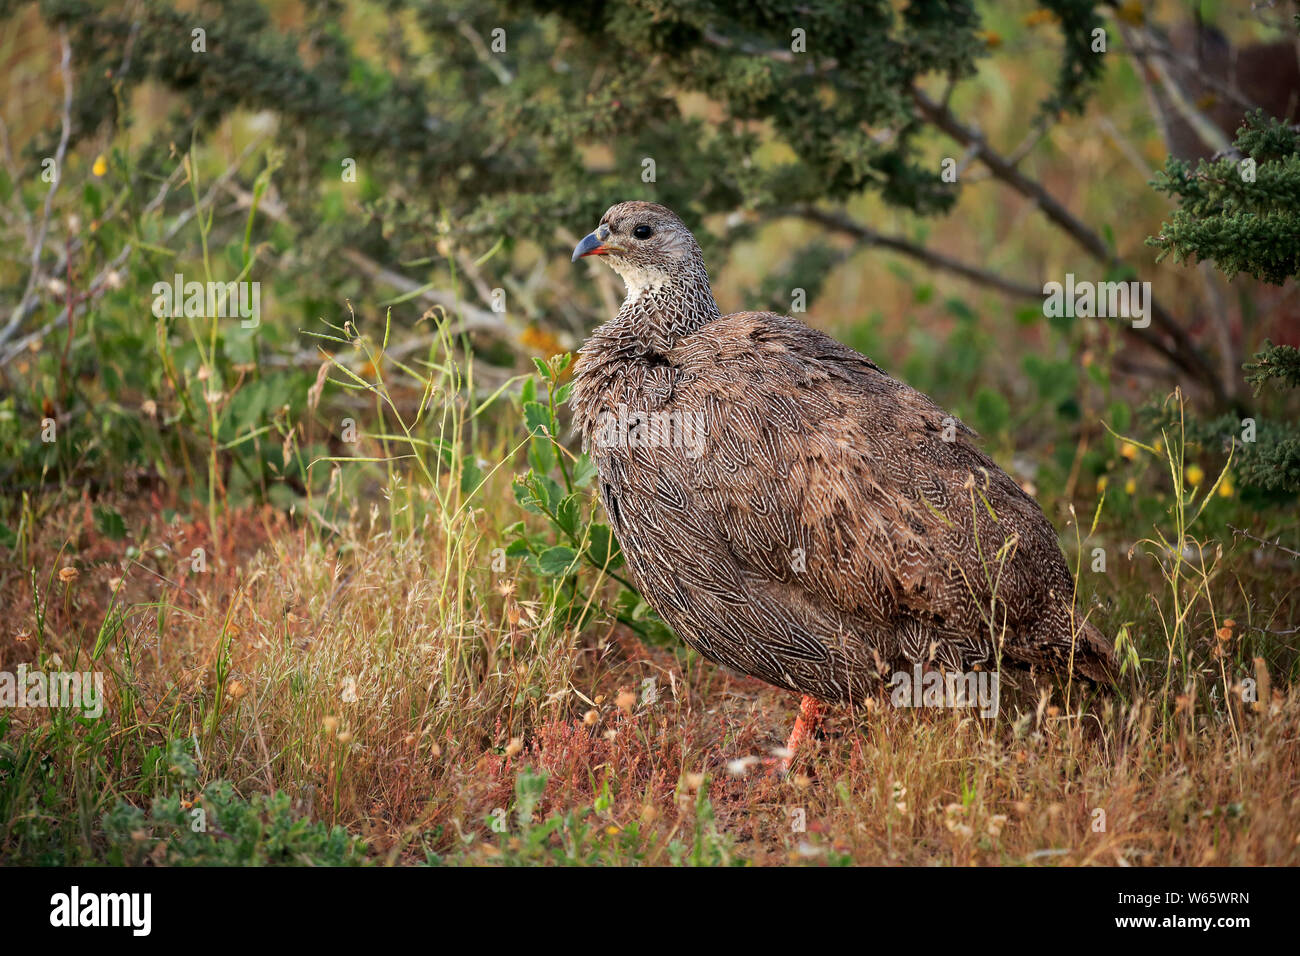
[632,224,653,240]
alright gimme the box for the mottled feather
[571,201,1115,704]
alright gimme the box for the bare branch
[910,86,1226,405]
[697,25,1227,403]
[455,20,513,85]
[221,182,524,349]
[0,28,73,350]
[1118,20,1233,157]
[1228,524,1300,561]
[772,205,1043,301]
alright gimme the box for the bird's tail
[1070,619,1119,685]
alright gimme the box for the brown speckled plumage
[570,201,1116,704]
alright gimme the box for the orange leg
[780,695,825,774]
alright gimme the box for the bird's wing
[658,311,1079,654]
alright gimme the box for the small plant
[103,778,366,866]
[443,765,737,866]
[508,354,674,642]
[1109,390,1234,705]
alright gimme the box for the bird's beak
[572,225,620,262]
[571,233,606,261]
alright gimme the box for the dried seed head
[726,756,759,776]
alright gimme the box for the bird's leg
[779,695,825,774]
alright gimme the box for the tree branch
[221,183,524,348]
[773,205,1044,301]
[0,28,73,351]
[910,86,1227,406]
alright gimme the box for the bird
[569,200,1116,767]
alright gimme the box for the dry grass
[3,471,1297,865]
[3,319,1297,866]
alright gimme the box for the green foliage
[1150,111,1300,285]
[509,353,611,589]
[102,778,366,866]
[2,0,1122,509]
[1148,109,1300,497]
[1235,343,1300,493]
[508,355,675,643]
[1034,0,1108,116]
[23,0,1051,245]
[1146,411,1300,497]
[1245,341,1300,393]
[1143,338,1300,496]
[0,714,105,865]
[436,765,738,866]
[0,146,322,518]
[89,737,364,866]
[758,241,843,315]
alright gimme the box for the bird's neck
[603,258,722,354]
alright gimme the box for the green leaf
[972,387,1010,437]
[93,605,125,661]
[1108,401,1132,433]
[460,455,484,495]
[570,454,598,489]
[504,537,534,558]
[555,494,582,537]
[944,297,977,322]
[537,545,578,576]
[527,419,557,472]
[523,401,553,436]
[586,523,623,570]
[94,506,128,541]
[513,475,543,514]
[535,475,563,512]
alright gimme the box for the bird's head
[571,201,702,298]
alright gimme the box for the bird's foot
[766,694,825,777]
